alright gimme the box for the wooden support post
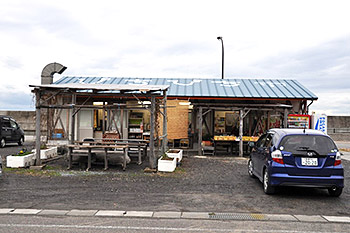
[162,90,168,154]
[120,108,124,138]
[107,109,111,131]
[149,96,156,169]
[284,108,289,128]
[249,112,253,136]
[198,107,203,156]
[102,103,106,134]
[239,109,243,157]
[35,90,41,166]
[70,94,76,144]
[191,107,196,148]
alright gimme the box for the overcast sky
[0,0,349,115]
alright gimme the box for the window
[279,135,336,155]
[2,120,11,128]
[256,134,267,148]
[264,133,274,148]
[10,120,17,129]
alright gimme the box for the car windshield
[279,135,337,155]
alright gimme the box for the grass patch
[3,167,61,177]
[174,166,186,174]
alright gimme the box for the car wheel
[248,159,255,178]
[263,168,275,194]
[18,137,24,146]
[0,138,5,148]
[328,187,343,197]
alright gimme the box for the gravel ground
[0,142,349,216]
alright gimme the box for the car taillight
[271,150,284,164]
[334,152,341,166]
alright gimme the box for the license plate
[301,157,318,166]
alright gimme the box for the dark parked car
[0,116,24,148]
[248,128,344,196]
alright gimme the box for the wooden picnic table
[74,139,148,166]
[67,144,128,171]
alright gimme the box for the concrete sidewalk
[1,208,350,224]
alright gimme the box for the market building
[30,63,318,168]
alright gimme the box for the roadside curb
[1,208,350,223]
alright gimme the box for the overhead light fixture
[138,101,151,105]
[179,101,191,106]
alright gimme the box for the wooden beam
[198,107,203,156]
[239,109,243,157]
[284,108,289,128]
[35,91,41,166]
[162,90,168,154]
[70,94,76,144]
[149,96,156,169]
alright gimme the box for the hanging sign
[313,114,327,134]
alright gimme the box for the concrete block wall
[0,111,36,135]
[327,116,350,141]
[328,116,350,128]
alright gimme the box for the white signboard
[313,114,327,134]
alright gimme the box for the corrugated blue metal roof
[54,77,318,100]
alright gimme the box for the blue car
[248,128,344,196]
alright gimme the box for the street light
[217,36,224,79]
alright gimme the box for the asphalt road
[0,215,349,233]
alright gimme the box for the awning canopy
[30,83,169,93]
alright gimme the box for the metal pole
[239,109,243,157]
[35,90,41,166]
[150,96,156,169]
[162,90,168,154]
[284,108,289,128]
[70,94,76,144]
[217,37,224,79]
[198,107,203,156]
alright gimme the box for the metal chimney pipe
[41,62,67,84]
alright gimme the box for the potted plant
[157,154,176,172]
[32,143,58,159]
[6,148,34,168]
[166,149,183,163]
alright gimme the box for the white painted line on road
[323,216,350,223]
[10,209,42,215]
[0,223,347,233]
[0,209,14,214]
